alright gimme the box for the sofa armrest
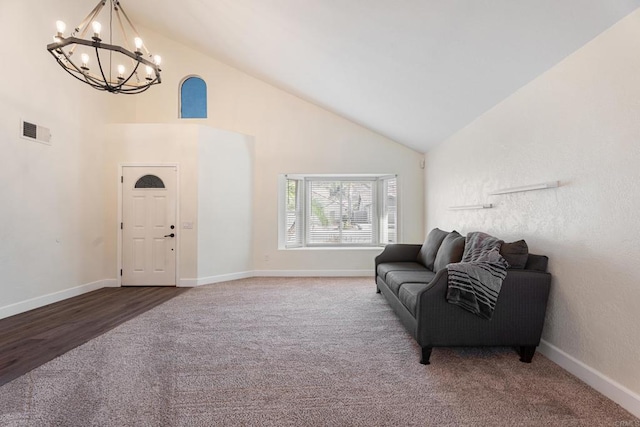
[375,244,422,264]
[415,269,551,347]
[374,244,422,279]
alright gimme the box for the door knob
[164,233,175,238]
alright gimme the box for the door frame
[117,163,180,287]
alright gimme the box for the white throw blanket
[446,232,509,319]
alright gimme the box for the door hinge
[120,269,123,276]
[121,176,123,183]
[120,222,123,230]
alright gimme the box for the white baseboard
[538,339,640,419]
[0,279,119,320]
[179,271,254,287]
[178,278,198,287]
[179,270,372,287]
[253,270,372,277]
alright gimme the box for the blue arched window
[180,76,207,118]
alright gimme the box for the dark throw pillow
[433,231,466,272]
[500,240,529,269]
[417,228,449,270]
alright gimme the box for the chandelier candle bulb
[154,55,161,66]
[80,53,89,70]
[91,21,102,39]
[145,66,153,80]
[117,65,125,79]
[55,20,66,36]
[134,37,143,53]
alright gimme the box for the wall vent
[21,120,52,145]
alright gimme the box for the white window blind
[283,175,397,248]
[285,178,303,247]
[379,176,397,245]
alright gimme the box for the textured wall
[425,10,640,396]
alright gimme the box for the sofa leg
[420,347,432,365]
[376,287,381,294]
[519,346,536,363]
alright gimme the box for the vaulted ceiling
[125,1,640,153]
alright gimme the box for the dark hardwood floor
[0,286,188,387]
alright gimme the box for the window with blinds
[283,175,397,248]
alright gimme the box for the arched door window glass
[135,175,165,189]
[180,76,207,118]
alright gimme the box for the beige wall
[109,26,425,274]
[197,127,254,281]
[102,124,254,285]
[0,0,110,316]
[425,10,640,402]
[0,0,423,318]
[103,124,200,281]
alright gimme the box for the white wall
[103,124,200,282]
[425,9,640,413]
[103,123,254,286]
[109,26,425,275]
[197,127,254,282]
[0,0,111,318]
[1,0,422,318]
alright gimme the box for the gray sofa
[375,228,551,364]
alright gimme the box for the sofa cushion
[500,240,529,269]
[525,254,549,272]
[398,283,430,316]
[433,231,465,271]
[416,228,449,270]
[377,262,427,282]
[385,270,436,295]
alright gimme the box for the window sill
[280,246,386,251]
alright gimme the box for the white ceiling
[124,0,640,153]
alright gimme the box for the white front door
[122,166,177,286]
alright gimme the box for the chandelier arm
[119,60,143,88]
[50,37,158,67]
[49,46,105,88]
[51,47,82,74]
[94,46,114,91]
[113,6,139,78]
[79,66,113,89]
[48,39,128,90]
[48,51,92,85]
[122,85,151,94]
[82,76,111,91]
[70,0,107,56]
[116,1,151,56]
[49,51,109,91]
[110,61,143,92]
[73,0,106,36]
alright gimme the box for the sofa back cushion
[500,239,529,269]
[416,228,449,270]
[525,254,549,272]
[433,231,466,271]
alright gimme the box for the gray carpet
[0,277,637,426]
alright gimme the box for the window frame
[179,75,207,119]
[279,174,398,249]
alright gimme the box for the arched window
[180,76,207,118]
[135,175,165,189]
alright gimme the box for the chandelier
[46,0,162,94]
